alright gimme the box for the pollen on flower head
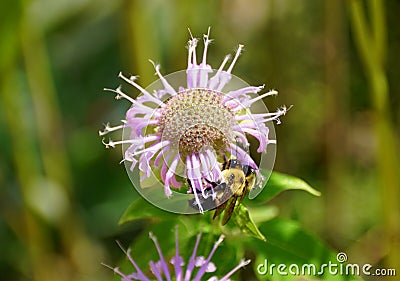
[157,88,236,156]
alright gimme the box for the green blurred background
[0,0,399,280]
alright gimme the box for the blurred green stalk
[349,0,400,268]
[1,63,51,281]
[18,5,106,280]
[0,2,50,279]
[20,13,71,192]
[122,0,161,85]
[0,1,105,280]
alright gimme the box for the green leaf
[251,171,321,203]
[247,205,279,224]
[119,197,175,225]
[231,204,267,242]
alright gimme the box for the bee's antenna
[223,153,229,170]
[223,154,229,163]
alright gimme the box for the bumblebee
[208,159,256,225]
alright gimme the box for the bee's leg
[204,178,220,187]
[186,178,192,189]
[237,187,248,206]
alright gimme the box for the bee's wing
[221,183,250,225]
[221,194,239,225]
[212,183,233,219]
[213,200,227,219]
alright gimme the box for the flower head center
[157,88,235,155]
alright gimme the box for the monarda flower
[100,28,287,213]
[104,228,251,281]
